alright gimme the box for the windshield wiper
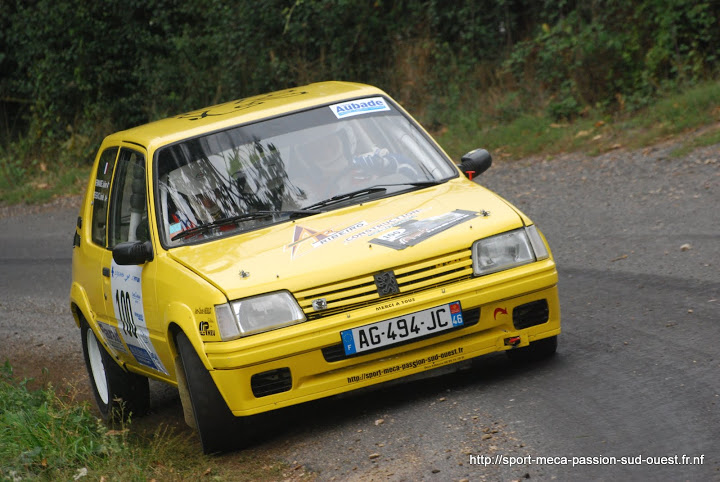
[302,180,444,211]
[389,180,445,187]
[171,209,320,241]
[302,187,388,210]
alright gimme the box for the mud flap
[174,355,196,430]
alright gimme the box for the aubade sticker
[330,97,390,119]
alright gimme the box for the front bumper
[205,259,560,416]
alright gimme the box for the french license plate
[341,301,463,355]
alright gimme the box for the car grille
[295,248,473,321]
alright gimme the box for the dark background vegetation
[1,0,719,181]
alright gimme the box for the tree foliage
[1,0,718,155]
[504,0,720,118]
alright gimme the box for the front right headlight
[215,290,306,340]
[472,225,549,276]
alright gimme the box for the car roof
[105,81,386,151]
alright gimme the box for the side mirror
[113,240,154,265]
[458,148,492,180]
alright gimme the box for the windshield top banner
[330,97,390,119]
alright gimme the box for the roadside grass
[0,139,89,205]
[0,361,293,481]
[0,164,88,205]
[434,80,720,160]
[668,126,720,158]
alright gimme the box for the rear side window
[91,147,118,246]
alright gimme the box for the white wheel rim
[86,328,109,404]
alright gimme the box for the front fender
[165,301,211,370]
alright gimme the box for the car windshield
[155,98,457,247]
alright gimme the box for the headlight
[215,291,306,340]
[472,226,549,276]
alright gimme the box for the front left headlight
[215,290,306,340]
[472,225,549,276]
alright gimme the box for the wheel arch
[69,281,92,329]
[164,301,210,370]
[70,286,116,368]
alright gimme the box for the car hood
[167,179,526,300]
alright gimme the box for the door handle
[102,267,110,277]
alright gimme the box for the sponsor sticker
[286,221,367,259]
[286,209,427,258]
[110,262,169,374]
[370,209,478,250]
[97,320,128,355]
[346,346,466,384]
[330,97,390,119]
[198,320,216,337]
[344,209,424,244]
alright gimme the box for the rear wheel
[175,331,249,454]
[81,319,149,421]
[506,335,558,363]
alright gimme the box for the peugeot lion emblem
[374,271,400,297]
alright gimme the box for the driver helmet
[296,122,356,172]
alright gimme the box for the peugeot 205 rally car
[70,81,560,453]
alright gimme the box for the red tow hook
[504,336,522,347]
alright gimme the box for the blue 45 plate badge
[110,262,168,375]
[341,301,464,356]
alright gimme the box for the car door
[100,146,169,376]
[74,146,118,325]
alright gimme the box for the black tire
[506,335,558,363]
[81,319,150,421]
[175,331,248,454]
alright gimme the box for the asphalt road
[1,140,718,481]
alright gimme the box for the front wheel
[81,319,149,421]
[175,331,251,454]
[506,335,558,363]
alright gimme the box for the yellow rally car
[70,81,560,453]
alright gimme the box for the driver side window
[108,149,148,248]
